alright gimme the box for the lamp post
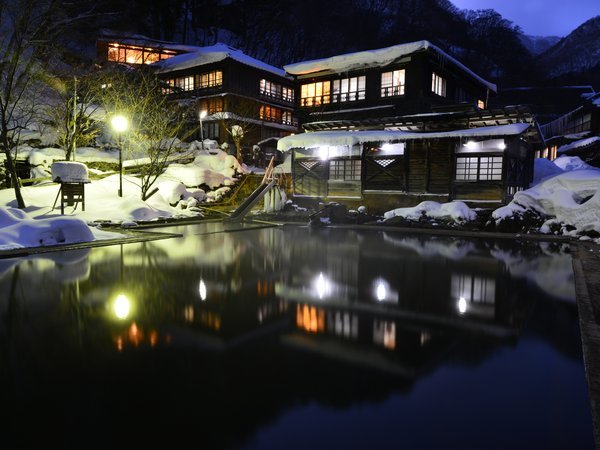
[199,109,207,151]
[111,115,129,197]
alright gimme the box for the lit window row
[259,79,294,102]
[165,70,223,93]
[107,42,177,65]
[300,70,406,105]
[259,105,294,125]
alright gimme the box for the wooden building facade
[278,122,539,211]
[540,93,600,165]
[97,34,298,159]
[284,40,496,129]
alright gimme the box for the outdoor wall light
[498,141,507,150]
[457,296,467,314]
[464,141,478,150]
[318,146,329,161]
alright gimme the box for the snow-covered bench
[51,162,90,214]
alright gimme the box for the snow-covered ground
[0,141,251,250]
[382,155,600,240]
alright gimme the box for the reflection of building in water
[113,322,169,352]
[287,302,448,376]
[451,273,496,319]
[276,231,532,375]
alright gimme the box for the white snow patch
[284,40,496,92]
[51,161,90,183]
[277,124,530,152]
[533,157,563,185]
[153,43,286,77]
[553,155,594,171]
[557,136,600,154]
[384,201,476,223]
[493,168,600,233]
[0,206,101,249]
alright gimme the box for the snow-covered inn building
[540,92,600,165]
[97,32,298,151]
[284,40,496,130]
[277,118,542,211]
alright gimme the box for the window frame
[455,155,503,182]
[332,76,366,103]
[300,81,331,107]
[380,69,406,97]
[431,72,446,97]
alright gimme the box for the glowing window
[332,76,366,102]
[432,72,446,97]
[300,81,331,107]
[455,156,502,181]
[195,71,223,89]
[381,70,405,97]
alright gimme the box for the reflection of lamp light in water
[114,294,131,320]
[315,272,330,299]
[198,279,207,301]
[376,281,386,301]
[458,297,467,314]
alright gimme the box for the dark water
[0,223,593,449]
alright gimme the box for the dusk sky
[450,0,600,37]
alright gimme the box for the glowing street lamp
[199,109,207,151]
[111,114,129,197]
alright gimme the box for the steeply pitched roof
[284,40,496,92]
[152,43,287,78]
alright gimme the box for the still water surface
[0,223,594,449]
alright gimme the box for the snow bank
[532,157,563,185]
[163,148,247,189]
[493,168,600,234]
[552,155,594,171]
[384,201,476,223]
[0,206,95,249]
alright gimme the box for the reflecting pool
[0,223,593,449]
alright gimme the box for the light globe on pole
[111,114,129,197]
[199,109,207,151]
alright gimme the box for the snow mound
[552,155,594,171]
[0,207,95,249]
[384,201,476,222]
[51,161,90,182]
[493,169,600,233]
[532,157,563,185]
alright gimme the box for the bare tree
[45,73,103,161]
[213,97,261,164]
[0,0,98,207]
[97,68,196,201]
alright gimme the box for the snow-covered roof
[98,30,201,53]
[284,40,497,93]
[277,123,531,151]
[557,136,600,154]
[153,43,286,78]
